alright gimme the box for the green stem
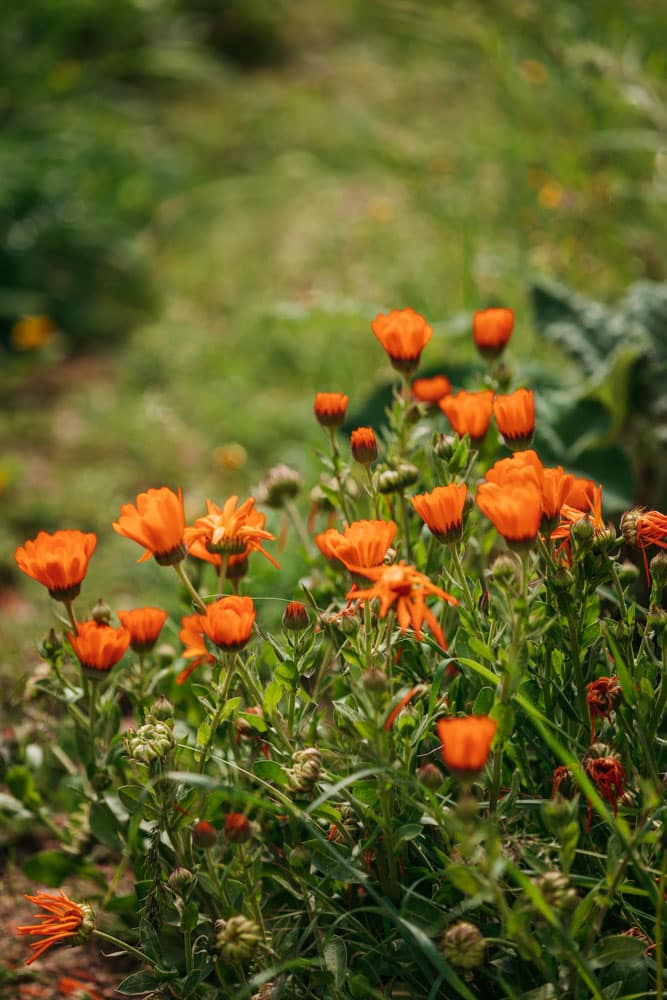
[327,427,353,525]
[93,928,152,965]
[365,466,381,519]
[285,498,316,557]
[399,490,412,562]
[656,849,666,999]
[198,657,235,773]
[238,843,266,941]
[173,562,208,613]
[63,599,78,632]
[450,542,475,614]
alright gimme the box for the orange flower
[493,388,535,448]
[411,375,452,404]
[411,483,468,543]
[14,530,97,602]
[58,978,102,1000]
[621,508,667,553]
[201,595,256,651]
[583,753,626,831]
[67,621,130,678]
[439,389,494,441]
[564,476,597,511]
[350,426,378,466]
[314,392,349,428]
[436,715,497,774]
[347,561,457,650]
[476,482,543,545]
[186,496,278,567]
[117,607,168,653]
[371,308,433,375]
[551,483,605,552]
[113,486,186,565]
[484,450,543,490]
[473,307,514,358]
[177,612,215,684]
[541,466,576,523]
[16,890,94,965]
[316,520,397,573]
[586,676,622,741]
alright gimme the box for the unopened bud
[168,866,194,892]
[288,747,322,793]
[617,560,640,586]
[215,915,262,962]
[441,921,485,970]
[648,608,667,635]
[571,517,594,545]
[91,598,112,625]
[551,567,574,591]
[150,695,174,721]
[417,763,444,789]
[39,628,63,661]
[192,819,217,849]
[491,553,518,582]
[282,601,310,631]
[256,464,303,508]
[224,812,254,844]
[535,871,578,911]
[350,426,378,467]
[650,551,667,588]
[620,509,640,546]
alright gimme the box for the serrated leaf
[180,900,199,933]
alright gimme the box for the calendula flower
[177,612,216,684]
[14,530,97,602]
[620,508,667,582]
[439,389,494,442]
[371,308,433,375]
[551,483,605,555]
[16,890,94,965]
[411,483,468,543]
[67,621,130,679]
[113,486,186,565]
[411,375,452,404]
[314,392,349,429]
[493,388,535,448]
[350,426,378,466]
[282,600,310,631]
[224,812,253,844]
[541,466,576,524]
[117,607,168,653]
[177,597,256,681]
[57,977,103,1000]
[476,482,543,546]
[473,307,514,359]
[348,561,457,649]
[586,676,622,741]
[186,496,278,567]
[436,715,497,775]
[316,520,397,573]
[484,449,543,490]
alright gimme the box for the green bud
[441,921,486,970]
[91,597,112,625]
[215,915,262,962]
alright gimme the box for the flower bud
[150,695,174,721]
[648,608,667,635]
[282,600,310,631]
[168,866,194,892]
[377,464,419,494]
[417,763,444,789]
[215,915,262,962]
[39,628,63,661]
[256,464,303,508]
[224,812,254,844]
[288,747,322,793]
[192,819,217,849]
[124,719,175,764]
[350,426,378,467]
[551,568,574,591]
[490,553,518,583]
[571,517,594,546]
[91,597,112,625]
[288,845,312,869]
[535,871,578,911]
[617,560,640,586]
[441,921,485,969]
[620,509,639,546]
[650,551,667,588]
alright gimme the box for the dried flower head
[441,921,486,969]
[583,751,627,831]
[215,915,262,962]
[586,676,622,741]
[436,715,497,775]
[255,464,303,508]
[620,508,667,581]
[411,483,468,543]
[113,486,187,565]
[314,392,349,428]
[16,890,94,965]
[67,621,130,679]
[371,308,433,375]
[439,389,494,442]
[224,812,253,844]
[14,530,97,602]
[117,607,168,653]
[473,307,514,358]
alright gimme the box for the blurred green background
[2,0,667,691]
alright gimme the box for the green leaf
[7,765,41,808]
[23,850,80,887]
[196,721,211,748]
[263,678,284,715]
[471,686,495,715]
[591,934,647,968]
[253,759,289,786]
[323,936,347,988]
[116,971,162,995]
[445,863,489,897]
[89,799,124,852]
[604,629,637,707]
[490,701,515,744]
[118,784,147,815]
[467,637,495,663]
[180,900,199,933]
[393,823,423,847]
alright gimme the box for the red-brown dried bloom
[476,482,543,546]
[551,765,572,798]
[372,308,433,375]
[314,392,349,428]
[113,486,186,565]
[16,890,94,965]
[473,307,514,359]
[192,819,217,848]
[186,496,278,567]
[439,389,494,442]
[584,753,627,831]
[316,520,397,573]
[586,676,622,742]
[224,812,253,844]
[411,375,452,404]
[67,621,130,679]
[411,483,468,543]
[436,715,497,775]
[117,607,168,654]
[350,426,378,466]
[493,388,535,448]
[14,530,97,602]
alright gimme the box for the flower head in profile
[412,483,468,543]
[186,496,278,567]
[314,392,349,429]
[16,890,94,965]
[14,530,97,602]
[620,508,667,581]
[473,307,514,359]
[316,520,397,573]
[372,308,433,375]
[586,676,622,742]
[476,482,543,547]
[551,483,605,556]
[117,607,168,653]
[347,561,457,650]
[439,389,494,442]
[68,621,130,679]
[177,612,216,684]
[350,426,378,467]
[583,750,626,831]
[411,375,452,404]
[436,715,497,775]
[201,595,256,651]
[113,487,186,565]
[493,388,535,449]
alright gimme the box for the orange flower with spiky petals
[439,389,494,442]
[620,508,667,582]
[58,977,103,1000]
[117,607,168,653]
[187,496,278,567]
[411,375,452,404]
[412,483,468,543]
[473,307,514,359]
[350,426,378,466]
[314,392,349,429]
[14,530,97,602]
[16,890,94,965]
[67,621,130,678]
[177,612,215,684]
[584,753,626,831]
[493,388,535,448]
[316,520,397,573]
[113,486,186,565]
[476,482,543,546]
[551,483,605,553]
[372,308,433,375]
[586,676,622,742]
[436,715,497,774]
[347,561,457,650]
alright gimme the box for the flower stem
[93,928,152,965]
[198,656,235,773]
[173,562,208,613]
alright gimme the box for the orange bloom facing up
[68,621,130,679]
[473,307,514,359]
[186,496,279,567]
[439,389,494,442]
[476,482,543,547]
[201,595,256,652]
[14,529,97,602]
[436,715,497,775]
[117,607,168,653]
[314,392,349,429]
[493,388,535,449]
[371,308,433,375]
[411,374,452,404]
[350,426,378,467]
[113,486,186,565]
[347,561,457,650]
[412,483,468,543]
[316,520,397,573]
[16,890,94,965]
[484,450,543,490]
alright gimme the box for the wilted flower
[439,389,494,442]
[192,819,217,848]
[314,392,349,428]
[113,486,187,565]
[472,307,514,358]
[586,676,622,741]
[620,508,667,582]
[16,890,94,965]
[372,308,433,375]
[224,812,254,844]
[14,530,97,602]
[583,748,627,831]
[289,747,322,793]
[436,715,497,775]
[411,483,468,543]
[67,621,130,679]
[117,607,168,653]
